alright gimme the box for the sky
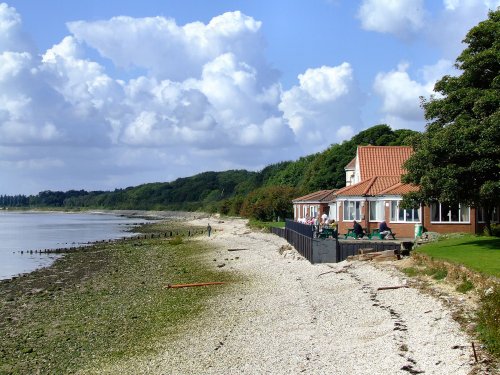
[1,0,498,195]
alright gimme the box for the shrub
[486,224,500,237]
[476,285,500,358]
[456,278,474,293]
[423,267,448,280]
[402,267,419,277]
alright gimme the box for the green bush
[456,278,474,293]
[423,267,448,280]
[487,224,500,237]
[402,267,419,277]
[476,286,500,358]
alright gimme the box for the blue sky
[1,0,498,194]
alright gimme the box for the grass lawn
[416,235,500,278]
[248,219,285,230]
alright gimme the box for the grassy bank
[247,219,285,231]
[405,234,500,361]
[416,235,500,278]
[0,222,236,374]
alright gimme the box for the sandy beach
[93,216,480,375]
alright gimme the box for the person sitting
[379,220,393,239]
[353,220,365,238]
[323,217,330,228]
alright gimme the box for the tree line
[1,125,417,221]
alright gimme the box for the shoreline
[0,214,492,373]
[0,216,223,374]
[95,216,483,374]
[0,210,187,282]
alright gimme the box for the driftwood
[165,282,225,289]
[317,265,352,277]
[227,248,249,252]
[472,342,478,363]
[377,285,408,291]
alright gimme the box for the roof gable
[344,157,356,170]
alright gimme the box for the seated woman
[353,220,365,238]
[378,220,393,239]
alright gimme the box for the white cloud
[279,63,365,151]
[0,2,34,53]
[373,60,457,129]
[0,5,370,194]
[430,0,500,58]
[357,0,425,38]
[66,11,272,83]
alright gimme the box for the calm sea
[0,211,149,280]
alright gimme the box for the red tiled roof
[293,189,337,202]
[379,182,419,195]
[358,146,413,180]
[336,176,401,196]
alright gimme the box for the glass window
[431,203,470,223]
[329,203,337,221]
[369,201,384,221]
[477,206,499,223]
[343,200,361,221]
[390,200,420,222]
[461,206,470,222]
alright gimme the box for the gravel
[92,217,474,375]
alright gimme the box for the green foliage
[240,185,300,221]
[476,285,500,358]
[247,219,285,231]
[485,223,500,237]
[426,267,448,280]
[402,9,500,235]
[402,267,419,277]
[456,278,474,293]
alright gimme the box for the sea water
[0,211,149,280]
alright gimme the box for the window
[390,201,420,222]
[310,205,318,218]
[430,203,470,223]
[369,201,385,221]
[343,200,361,221]
[477,206,499,223]
[329,203,337,221]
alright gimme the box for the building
[292,190,337,223]
[293,146,497,238]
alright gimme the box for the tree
[402,8,500,235]
[240,185,299,221]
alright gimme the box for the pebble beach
[97,216,477,375]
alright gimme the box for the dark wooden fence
[269,220,406,264]
[285,219,314,238]
[283,219,314,262]
[270,226,285,238]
